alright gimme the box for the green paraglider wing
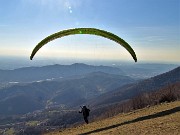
[30,28,137,62]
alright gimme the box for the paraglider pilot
[79,105,90,124]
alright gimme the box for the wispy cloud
[135,36,165,42]
[131,26,179,44]
[21,0,84,11]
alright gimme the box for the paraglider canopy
[30,28,137,62]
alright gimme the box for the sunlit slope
[46,101,180,135]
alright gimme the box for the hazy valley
[0,63,179,134]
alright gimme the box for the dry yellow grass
[46,101,180,135]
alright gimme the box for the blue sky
[0,0,179,63]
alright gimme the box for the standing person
[79,105,90,124]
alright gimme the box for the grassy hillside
[46,101,180,135]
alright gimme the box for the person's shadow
[79,106,180,135]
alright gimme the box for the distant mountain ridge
[0,63,124,83]
[0,64,179,116]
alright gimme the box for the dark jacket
[79,106,90,117]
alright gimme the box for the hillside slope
[46,101,180,135]
[0,72,135,115]
[88,66,180,107]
